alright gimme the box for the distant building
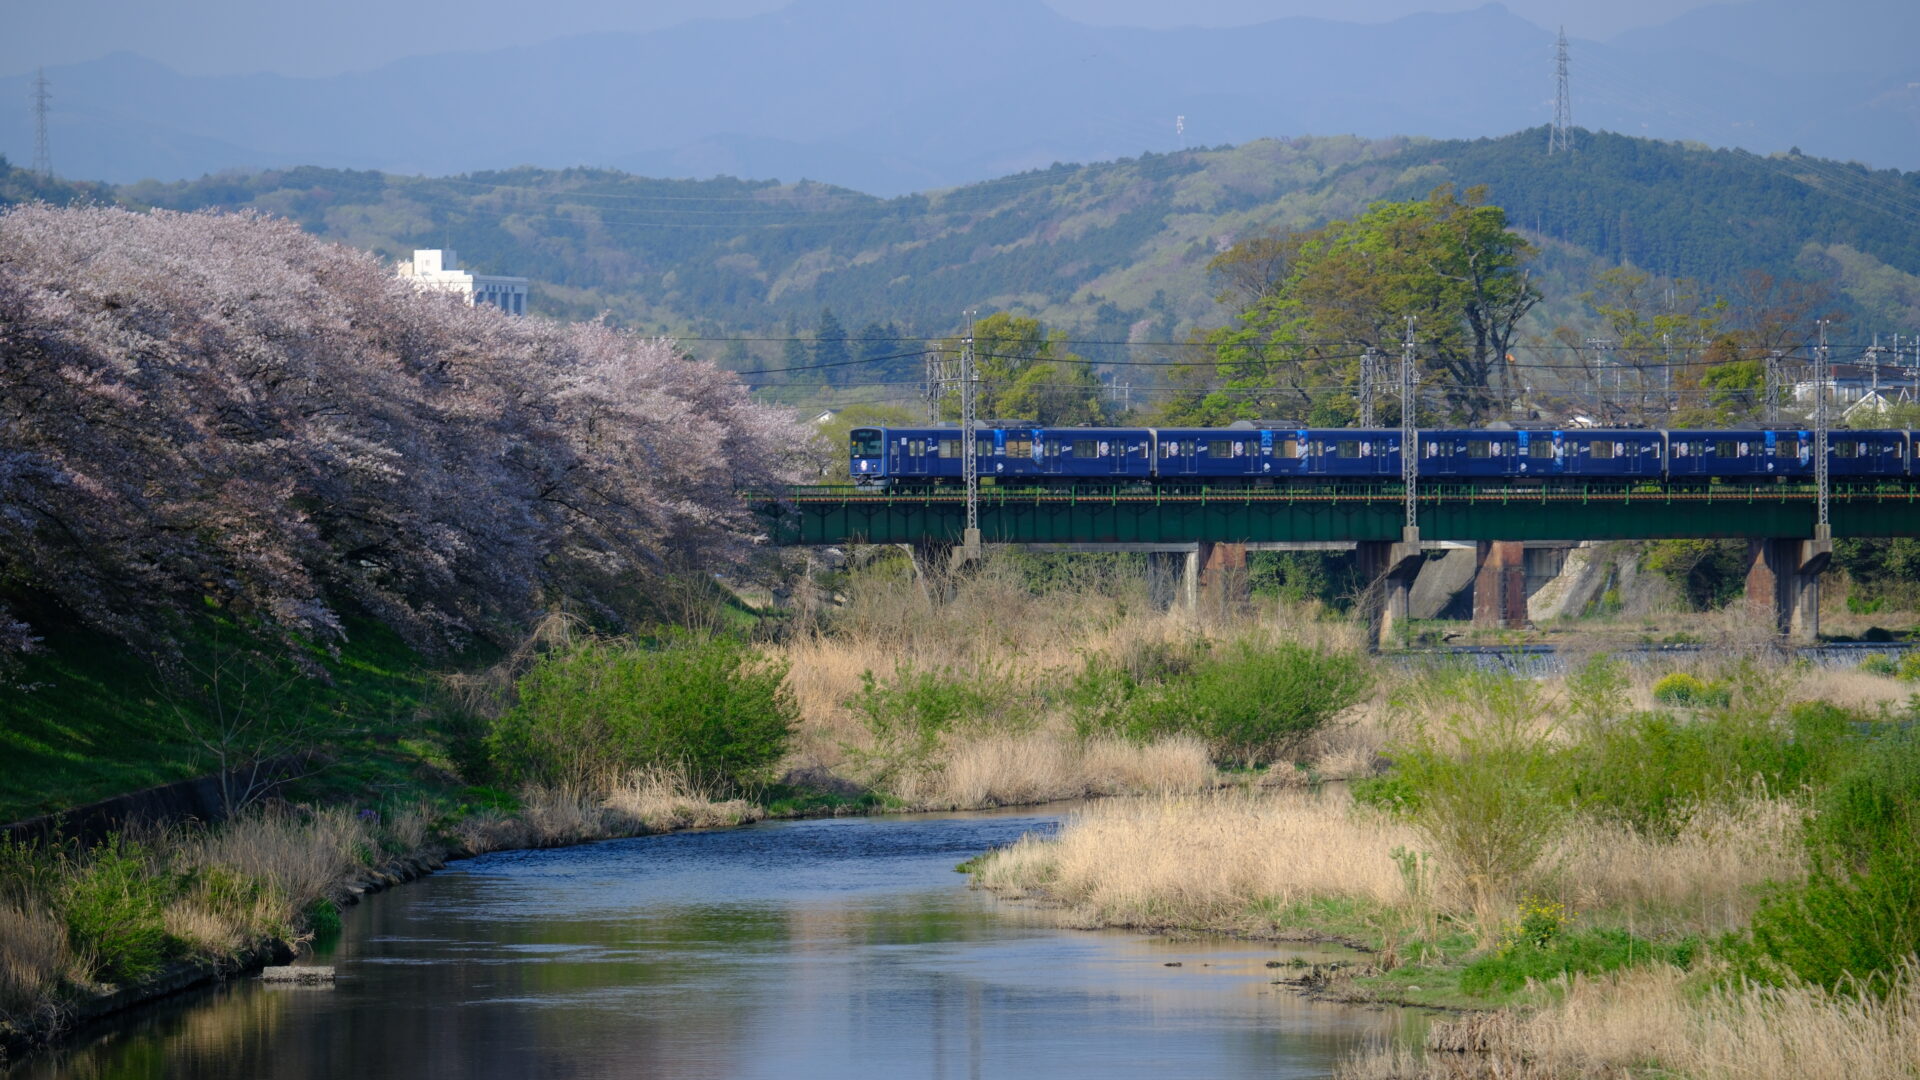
[396,249,528,315]
[1794,363,1920,408]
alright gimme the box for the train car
[1828,430,1910,478]
[848,426,961,486]
[1419,429,1524,479]
[1665,430,1791,480]
[997,427,1155,483]
[846,425,1156,487]
[1150,427,1404,482]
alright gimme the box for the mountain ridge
[2,0,1915,193]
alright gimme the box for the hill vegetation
[4,131,1913,390]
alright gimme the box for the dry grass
[1343,961,1920,1080]
[975,790,1416,929]
[450,775,765,856]
[911,733,1215,810]
[0,905,73,1023]
[780,551,1374,806]
[1550,795,1806,936]
[602,769,765,831]
[171,807,375,914]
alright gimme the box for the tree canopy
[0,205,807,659]
[1185,186,1540,424]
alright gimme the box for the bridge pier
[1356,528,1424,649]
[1745,534,1832,642]
[1192,541,1249,616]
[1472,541,1529,630]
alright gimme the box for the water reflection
[18,810,1418,1080]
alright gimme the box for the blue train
[848,424,1915,486]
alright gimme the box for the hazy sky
[2,0,1726,79]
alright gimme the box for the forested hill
[9,128,1920,371]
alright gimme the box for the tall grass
[1342,960,1920,1080]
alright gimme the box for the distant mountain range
[12,125,1916,399]
[2,0,1916,193]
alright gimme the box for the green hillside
[9,128,1920,394]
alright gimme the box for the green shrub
[1651,671,1730,708]
[487,632,795,794]
[1897,652,1920,682]
[854,666,1001,748]
[1394,736,1567,906]
[1460,928,1696,997]
[1131,641,1372,766]
[303,897,342,941]
[1859,653,1900,677]
[1746,731,1920,995]
[1564,702,1854,833]
[62,836,177,984]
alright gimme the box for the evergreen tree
[781,315,809,373]
[814,307,852,382]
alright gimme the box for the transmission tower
[1548,28,1573,155]
[30,67,52,178]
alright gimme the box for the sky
[1,0,1727,79]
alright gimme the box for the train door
[1763,430,1777,474]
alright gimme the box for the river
[15,808,1417,1079]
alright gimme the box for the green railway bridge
[755,482,1920,644]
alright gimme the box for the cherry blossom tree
[0,204,806,657]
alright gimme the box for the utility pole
[960,310,981,562]
[924,346,941,423]
[1815,320,1830,540]
[1358,346,1378,427]
[1766,350,1784,423]
[31,67,52,179]
[1868,334,1883,406]
[1585,337,1616,422]
[1548,28,1573,155]
[1661,333,1674,414]
[1401,317,1419,544]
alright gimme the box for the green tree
[1205,186,1540,423]
[944,313,1108,425]
[782,314,809,372]
[813,308,850,381]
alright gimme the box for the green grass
[0,612,438,822]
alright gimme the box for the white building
[396,249,528,315]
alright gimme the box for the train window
[1834,441,1858,459]
[1715,440,1737,458]
[1337,440,1360,458]
[1279,439,1299,458]
[1073,439,1097,457]
[909,440,925,456]
[1045,440,1061,457]
[1468,440,1491,459]
[851,430,884,456]
[1591,441,1614,459]
[1007,436,1031,457]
[1234,441,1247,457]
[939,439,960,458]
[1529,440,1554,459]
[1206,440,1231,458]
[1776,438,1798,457]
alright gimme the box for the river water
[17,808,1415,1079]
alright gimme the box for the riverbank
[963,649,1920,1079]
[0,770,778,1065]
